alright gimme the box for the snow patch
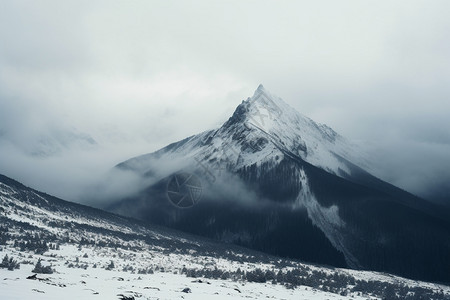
[293,168,359,268]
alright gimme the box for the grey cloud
[0,1,449,205]
[368,139,450,205]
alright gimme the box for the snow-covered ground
[1,175,450,300]
[0,245,374,300]
[2,242,450,299]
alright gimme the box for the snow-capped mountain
[1,174,450,300]
[110,85,450,284]
[118,84,367,178]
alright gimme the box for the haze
[0,0,449,205]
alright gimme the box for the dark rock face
[108,152,450,283]
[108,86,450,284]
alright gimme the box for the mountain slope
[109,85,450,284]
[4,174,450,299]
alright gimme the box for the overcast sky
[0,0,449,205]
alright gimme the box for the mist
[0,1,449,206]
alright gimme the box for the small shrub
[32,259,53,274]
[106,260,115,271]
[0,254,20,271]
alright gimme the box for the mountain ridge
[109,85,450,283]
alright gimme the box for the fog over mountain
[0,1,449,206]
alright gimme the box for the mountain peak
[217,84,365,176]
[251,84,272,101]
[248,84,290,113]
[256,83,265,92]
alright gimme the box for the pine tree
[106,260,115,270]
[32,259,53,274]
